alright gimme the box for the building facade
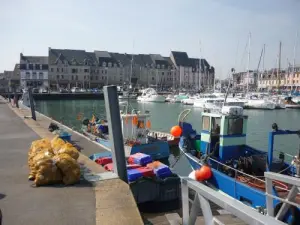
[232,71,258,91]
[20,54,49,89]
[48,48,215,90]
[170,51,215,90]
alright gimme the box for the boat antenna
[224,68,235,106]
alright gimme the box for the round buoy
[170,125,182,137]
[195,165,212,181]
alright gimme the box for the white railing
[181,177,287,225]
[265,172,300,220]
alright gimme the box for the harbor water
[35,100,300,175]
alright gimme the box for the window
[102,70,104,74]
[57,68,59,72]
[51,68,54,72]
[84,69,89,73]
[84,75,86,80]
[91,76,93,81]
[76,75,78,80]
[61,68,63,72]
[202,116,210,131]
[72,76,74,80]
[39,72,43,79]
[72,69,77,73]
[61,75,64,79]
[29,64,33,70]
[211,117,221,134]
[228,118,243,135]
[105,70,107,74]
[26,72,30,79]
[57,75,59,80]
[95,76,98,80]
[152,77,154,80]
[162,72,164,75]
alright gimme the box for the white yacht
[244,95,276,110]
[137,88,166,103]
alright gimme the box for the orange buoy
[170,125,182,137]
[195,165,212,181]
[146,120,151,129]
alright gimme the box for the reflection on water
[36,100,300,174]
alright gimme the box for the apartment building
[232,71,258,90]
[170,51,215,90]
[48,48,195,89]
[20,53,49,89]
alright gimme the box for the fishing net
[57,143,79,160]
[34,160,62,186]
[53,153,81,185]
[51,136,65,153]
[28,137,81,186]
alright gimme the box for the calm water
[35,100,300,175]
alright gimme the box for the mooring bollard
[103,85,128,183]
[28,88,36,121]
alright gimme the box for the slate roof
[171,51,190,67]
[49,48,97,65]
[20,54,48,64]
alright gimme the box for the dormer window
[102,62,106,67]
[108,62,112,67]
[162,65,165,69]
[157,64,160,69]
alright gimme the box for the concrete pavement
[0,101,96,225]
[0,98,144,225]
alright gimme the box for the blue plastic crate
[59,133,72,142]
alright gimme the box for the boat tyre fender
[274,202,300,225]
[182,136,191,152]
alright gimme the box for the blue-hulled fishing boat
[177,106,300,224]
[82,104,170,160]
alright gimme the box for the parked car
[71,87,80,93]
[32,88,39,93]
[79,88,86,93]
[59,88,68,93]
[39,88,48,93]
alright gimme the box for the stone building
[46,48,216,90]
[232,70,258,91]
[170,51,215,90]
[20,53,48,89]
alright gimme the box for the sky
[1,0,300,78]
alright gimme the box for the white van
[71,87,80,93]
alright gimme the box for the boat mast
[292,32,298,93]
[277,41,281,90]
[198,41,202,91]
[246,32,251,93]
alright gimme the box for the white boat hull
[137,95,166,102]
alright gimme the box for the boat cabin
[120,111,151,144]
[199,106,248,161]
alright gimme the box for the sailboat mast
[198,41,201,91]
[246,32,251,93]
[292,32,298,92]
[277,41,281,90]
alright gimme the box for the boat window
[228,118,243,135]
[202,116,210,131]
[211,117,221,134]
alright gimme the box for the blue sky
[1,0,299,78]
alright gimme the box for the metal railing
[181,176,287,225]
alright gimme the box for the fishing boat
[82,104,170,160]
[176,106,300,224]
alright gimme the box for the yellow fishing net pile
[28,136,81,186]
